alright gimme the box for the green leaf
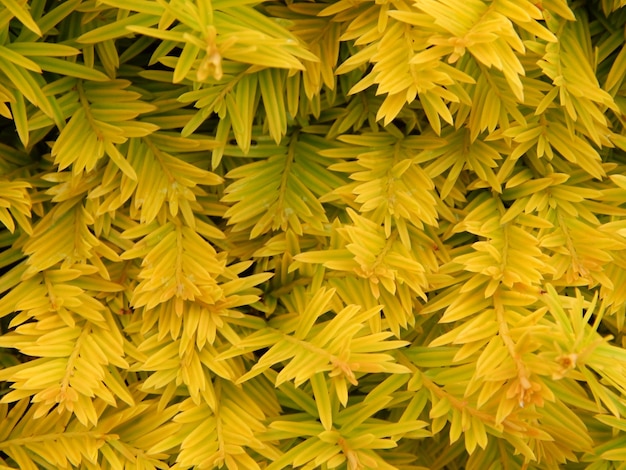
[77,13,159,43]
[310,372,333,431]
[33,57,109,81]
[258,68,287,143]
[9,91,28,146]
[0,45,40,72]
[0,0,42,35]
[6,42,79,57]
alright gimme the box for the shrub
[2,0,626,468]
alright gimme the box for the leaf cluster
[2,0,626,469]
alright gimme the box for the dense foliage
[3,0,626,468]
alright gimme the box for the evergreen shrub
[2,0,626,468]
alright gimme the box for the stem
[494,288,532,406]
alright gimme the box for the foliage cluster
[3,0,626,469]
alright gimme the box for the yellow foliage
[2,0,626,469]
